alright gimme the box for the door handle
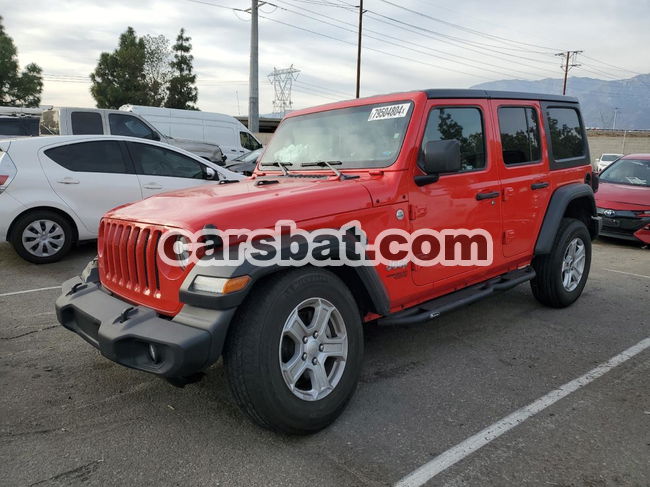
[476,191,500,201]
[143,183,163,190]
[531,182,550,190]
[57,178,80,184]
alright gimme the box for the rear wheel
[9,210,74,264]
[224,268,363,434]
[531,217,591,308]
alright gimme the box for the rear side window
[71,112,103,135]
[109,114,156,139]
[128,142,204,179]
[546,108,585,160]
[240,131,262,151]
[0,118,25,136]
[422,107,486,172]
[44,141,129,174]
[497,107,541,165]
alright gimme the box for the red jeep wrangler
[56,89,600,434]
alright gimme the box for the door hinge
[503,229,516,244]
[502,186,515,201]
[409,204,427,220]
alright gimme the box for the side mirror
[204,166,217,180]
[416,140,461,186]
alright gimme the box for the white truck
[119,105,262,161]
[39,107,226,164]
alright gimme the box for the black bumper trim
[55,275,236,378]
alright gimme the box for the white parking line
[0,286,61,298]
[604,269,650,280]
[395,337,650,487]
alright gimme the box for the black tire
[531,217,591,308]
[9,210,75,264]
[224,268,363,434]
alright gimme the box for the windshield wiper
[260,161,291,176]
[300,161,359,180]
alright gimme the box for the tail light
[0,151,17,194]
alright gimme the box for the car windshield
[259,101,413,169]
[600,158,650,187]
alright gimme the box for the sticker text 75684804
[368,103,410,121]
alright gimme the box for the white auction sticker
[368,103,410,121]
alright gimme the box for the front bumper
[597,208,650,243]
[55,261,236,378]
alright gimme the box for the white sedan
[0,135,244,263]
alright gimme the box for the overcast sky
[2,0,649,115]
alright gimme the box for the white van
[120,105,262,160]
[39,107,226,164]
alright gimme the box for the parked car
[56,89,599,434]
[224,148,262,175]
[0,135,243,263]
[596,154,650,244]
[595,153,623,172]
[39,107,227,164]
[120,105,263,161]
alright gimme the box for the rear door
[126,141,213,198]
[39,140,142,234]
[491,101,551,258]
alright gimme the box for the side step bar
[378,267,536,326]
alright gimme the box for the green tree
[143,34,172,107]
[165,28,198,110]
[90,27,148,108]
[0,16,43,107]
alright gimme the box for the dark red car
[596,154,650,244]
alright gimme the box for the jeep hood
[105,177,374,231]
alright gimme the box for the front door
[491,101,552,257]
[409,100,504,290]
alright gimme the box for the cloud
[2,0,648,115]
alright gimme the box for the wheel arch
[535,183,599,255]
[7,206,80,244]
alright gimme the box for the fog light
[191,275,250,294]
[148,343,160,364]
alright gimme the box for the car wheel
[531,217,591,308]
[9,210,75,264]
[224,268,363,434]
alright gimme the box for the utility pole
[555,50,582,95]
[355,0,364,98]
[248,0,259,133]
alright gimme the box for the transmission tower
[268,65,300,116]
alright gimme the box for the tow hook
[118,306,136,323]
[67,282,87,296]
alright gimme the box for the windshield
[600,158,649,187]
[259,101,413,169]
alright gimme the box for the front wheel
[531,217,592,308]
[224,268,363,434]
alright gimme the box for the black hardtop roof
[423,89,579,104]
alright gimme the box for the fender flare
[178,244,390,316]
[534,183,598,255]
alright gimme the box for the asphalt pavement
[1,237,648,486]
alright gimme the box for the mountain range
[471,74,650,130]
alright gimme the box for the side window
[422,107,486,172]
[109,114,156,139]
[44,141,129,174]
[0,118,25,136]
[70,112,103,135]
[240,131,262,151]
[546,108,585,160]
[497,107,541,165]
[129,143,204,179]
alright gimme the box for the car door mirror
[204,166,218,180]
[416,140,462,186]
